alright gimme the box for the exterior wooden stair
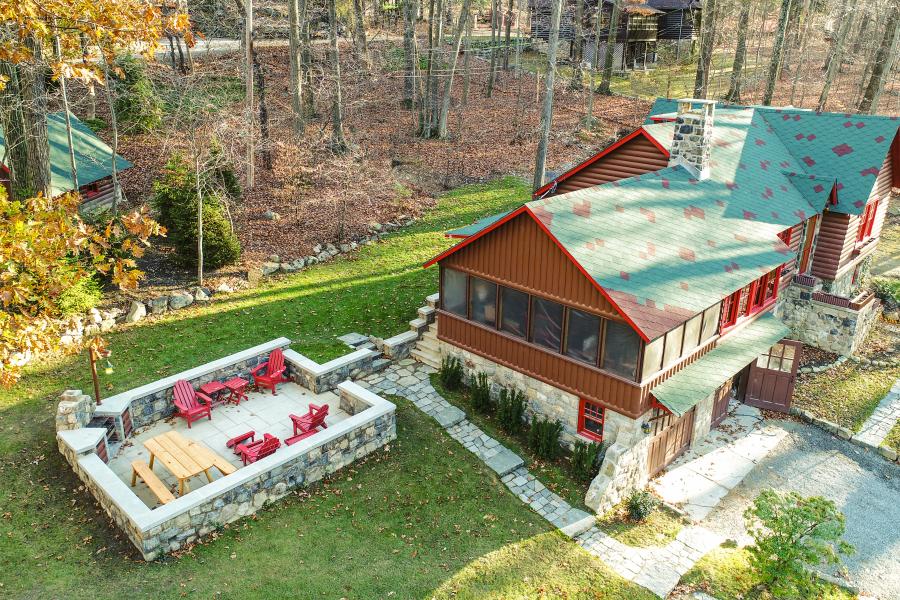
[410,294,442,369]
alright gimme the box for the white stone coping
[75,379,395,533]
[283,347,379,377]
[94,338,291,416]
[58,427,106,454]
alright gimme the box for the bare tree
[818,0,853,111]
[533,0,563,190]
[858,3,900,114]
[725,0,751,103]
[327,0,348,152]
[599,0,622,95]
[762,0,793,105]
[693,0,718,98]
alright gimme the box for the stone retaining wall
[58,380,396,560]
[777,284,881,355]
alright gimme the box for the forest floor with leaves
[99,41,649,291]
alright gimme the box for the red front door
[745,339,803,413]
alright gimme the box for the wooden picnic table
[144,430,236,496]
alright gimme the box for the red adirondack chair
[289,403,329,436]
[172,380,213,428]
[236,433,281,465]
[251,348,289,395]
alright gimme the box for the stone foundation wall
[777,284,880,355]
[438,343,584,446]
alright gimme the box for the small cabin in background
[528,0,701,71]
[0,112,132,214]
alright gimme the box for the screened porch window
[469,277,497,326]
[442,268,467,316]
[601,320,640,379]
[499,286,528,338]
[565,308,601,365]
[530,297,564,351]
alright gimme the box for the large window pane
[682,314,702,355]
[469,277,497,326]
[500,287,529,338]
[602,320,640,380]
[565,309,601,365]
[442,268,467,316]
[700,304,720,342]
[663,325,684,367]
[641,336,664,380]
[530,297,564,351]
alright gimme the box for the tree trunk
[486,0,499,97]
[53,25,79,191]
[403,0,418,108]
[19,35,51,198]
[533,0,563,191]
[818,0,853,112]
[762,0,793,105]
[353,0,371,69]
[252,47,273,169]
[437,0,472,138]
[858,4,900,114]
[503,0,514,70]
[288,0,305,134]
[692,0,717,99]
[725,0,751,103]
[570,0,584,89]
[599,0,622,95]
[0,62,28,200]
[328,0,349,152]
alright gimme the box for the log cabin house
[0,111,132,213]
[421,99,898,512]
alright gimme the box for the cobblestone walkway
[360,359,725,597]
[854,378,900,447]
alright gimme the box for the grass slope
[0,177,652,598]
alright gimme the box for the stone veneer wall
[58,380,395,560]
[438,344,584,446]
[777,284,881,355]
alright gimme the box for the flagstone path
[359,359,738,597]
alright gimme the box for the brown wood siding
[442,211,621,319]
[810,211,854,280]
[553,135,670,196]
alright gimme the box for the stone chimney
[668,99,716,180]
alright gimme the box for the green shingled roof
[0,111,132,196]
[445,210,513,238]
[651,313,790,416]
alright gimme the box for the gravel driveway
[702,421,900,600]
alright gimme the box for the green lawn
[430,374,590,510]
[679,546,855,600]
[595,502,685,548]
[0,177,658,598]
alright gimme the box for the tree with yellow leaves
[0,188,164,386]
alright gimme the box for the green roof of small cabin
[651,312,790,415]
[0,112,132,197]
[435,103,897,341]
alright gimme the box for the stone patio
[108,382,349,508]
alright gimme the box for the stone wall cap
[58,428,106,453]
[98,338,292,415]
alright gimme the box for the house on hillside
[0,112,132,213]
[419,98,898,513]
[529,0,701,70]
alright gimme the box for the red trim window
[578,399,605,442]
[857,200,879,243]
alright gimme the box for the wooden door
[711,378,733,428]
[745,340,803,413]
[647,407,695,478]
[798,215,818,273]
